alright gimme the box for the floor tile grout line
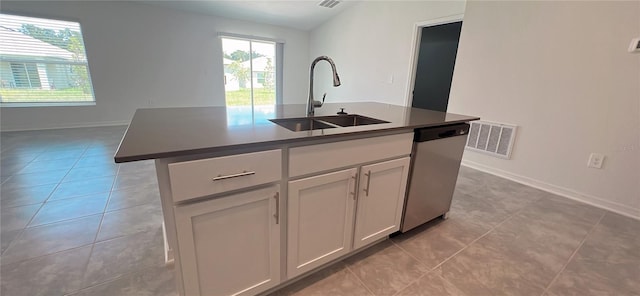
[78,228,165,292]
[387,239,433,296]
[437,272,471,296]
[2,201,47,258]
[104,196,159,214]
[42,154,84,204]
[78,167,119,290]
[40,189,114,204]
[0,142,93,262]
[10,154,88,246]
[389,236,428,268]
[390,224,491,295]
[18,180,113,230]
[542,211,606,295]
[343,263,377,296]
[391,270,427,296]
[15,156,80,176]
[0,241,95,268]
[64,263,161,296]
[1,189,142,261]
[24,211,105,230]
[92,170,119,244]
[388,201,537,296]
[428,203,531,273]
[77,240,97,294]
[391,269,471,296]
[1,148,46,175]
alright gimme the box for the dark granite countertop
[114,102,479,163]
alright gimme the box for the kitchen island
[115,102,478,296]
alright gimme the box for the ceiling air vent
[466,121,517,159]
[318,0,340,8]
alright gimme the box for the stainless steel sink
[270,114,389,131]
[315,115,389,127]
[269,118,336,132]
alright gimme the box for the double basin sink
[270,114,389,132]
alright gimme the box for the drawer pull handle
[211,171,255,181]
[273,192,280,224]
[350,173,357,199]
[363,170,372,196]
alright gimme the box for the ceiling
[143,1,357,31]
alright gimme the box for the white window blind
[0,13,95,105]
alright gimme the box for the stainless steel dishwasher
[400,123,470,233]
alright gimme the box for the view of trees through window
[0,14,95,104]
[221,38,276,107]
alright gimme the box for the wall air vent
[318,0,340,8]
[466,121,517,159]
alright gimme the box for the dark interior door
[411,21,462,112]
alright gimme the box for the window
[0,13,95,106]
[10,63,41,88]
[256,72,266,85]
[220,36,281,109]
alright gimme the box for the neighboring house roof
[223,58,235,65]
[241,56,272,72]
[0,26,75,61]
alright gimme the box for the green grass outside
[0,87,274,105]
[0,87,94,102]
[225,88,275,106]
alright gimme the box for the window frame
[0,12,96,108]
[218,33,284,106]
[10,62,42,88]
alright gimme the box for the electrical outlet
[587,153,605,169]
[629,37,640,53]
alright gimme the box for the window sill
[0,102,96,108]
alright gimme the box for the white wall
[449,1,640,218]
[309,1,466,106]
[0,1,309,131]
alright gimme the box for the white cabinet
[174,186,281,296]
[168,149,281,202]
[287,168,358,278]
[160,133,414,295]
[289,133,413,177]
[353,157,411,249]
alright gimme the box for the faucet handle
[313,93,326,108]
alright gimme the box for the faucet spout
[308,56,341,116]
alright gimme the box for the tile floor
[1,126,638,296]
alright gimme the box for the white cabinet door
[175,186,280,296]
[353,157,410,249]
[287,168,358,278]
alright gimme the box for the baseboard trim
[461,160,640,221]
[0,120,129,132]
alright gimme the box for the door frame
[403,14,464,107]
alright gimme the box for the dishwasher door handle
[438,130,456,138]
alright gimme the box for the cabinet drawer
[168,149,281,202]
[289,133,413,177]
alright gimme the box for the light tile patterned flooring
[0,126,638,296]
